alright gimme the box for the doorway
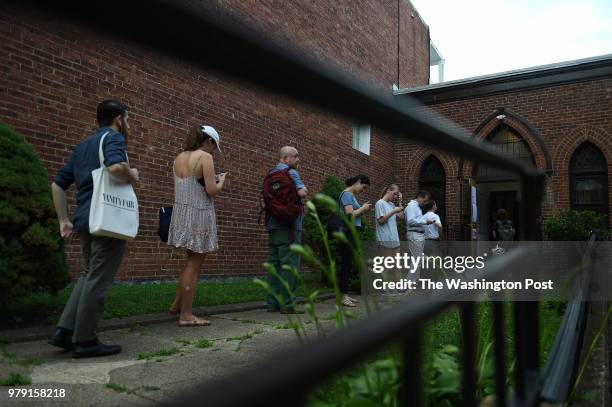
[472,181,519,241]
[489,191,518,240]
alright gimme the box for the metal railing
[540,234,597,403]
[14,1,597,406]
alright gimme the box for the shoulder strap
[97,131,112,167]
[191,153,203,177]
[338,191,348,206]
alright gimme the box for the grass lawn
[3,272,329,328]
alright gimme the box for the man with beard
[48,100,139,357]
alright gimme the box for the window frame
[352,122,371,156]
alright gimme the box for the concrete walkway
[0,297,369,406]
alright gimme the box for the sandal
[177,317,211,327]
[169,307,180,315]
[341,296,356,307]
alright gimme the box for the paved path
[0,297,372,406]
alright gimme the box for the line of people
[46,99,442,357]
[48,101,228,357]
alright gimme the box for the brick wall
[0,1,430,279]
[393,78,612,234]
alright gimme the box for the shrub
[303,175,375,255]
[0,373,32,386]
[303,175,345,253]
[0,123,69,313]
[542,210,608,241]
[302,176,375,291]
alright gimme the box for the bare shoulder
[199,151,213,163]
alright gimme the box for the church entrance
[470,124,535,241]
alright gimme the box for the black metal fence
[15,1,597,405]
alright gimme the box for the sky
[411,0,612,82]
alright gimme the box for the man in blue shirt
[48,100,139,358]
[265,146,307,313]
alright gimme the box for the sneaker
[73,339,121,358]
[345,295,359,303]
[48,327,73,350]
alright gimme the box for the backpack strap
[338,191,349,212]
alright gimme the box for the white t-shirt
[423,212,442,239]
[375,199,400,248]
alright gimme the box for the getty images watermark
[361,241,611,301]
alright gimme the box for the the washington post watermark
[360,241,611,301]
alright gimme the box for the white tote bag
[89,132,139,240]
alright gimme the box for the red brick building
[1,2,610,280]
[0,1,430,279]
[394,56,612,239]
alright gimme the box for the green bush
[303,175,346,253]
[303,175,375,255]
[542,210,608,241]
[0,123,69,313]
[302,176,375,291]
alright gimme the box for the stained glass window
[474,125,534,180]
[570,142,608,217]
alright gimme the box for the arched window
[474,125,535,180]
[419,156,446,223]
[570,142,608,217]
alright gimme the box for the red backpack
[260,168,303,224]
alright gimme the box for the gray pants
[407,231,425,280]
[57,231,126,343]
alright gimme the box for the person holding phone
[375,184,404,295]
[167,124,226,326]
[338,175,372,307]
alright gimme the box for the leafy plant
[0,122,69,313]
[106,383,128,393]
[0,373,31,386]
[424,345,462,406]
[255,193,367,345]
[542,210,608,241]
[196,339,213,349]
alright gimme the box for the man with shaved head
[263,146,308,313]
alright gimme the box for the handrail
[539,234,597,402]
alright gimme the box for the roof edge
[395,53,612,103]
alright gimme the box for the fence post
[492,301,507,407]
[401,332,422,406]
[513,175,545,405]
[460,302,477,407]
